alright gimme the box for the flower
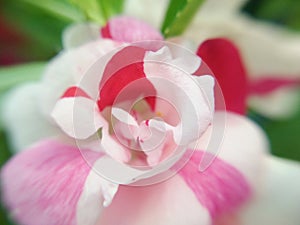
[1,16,300,225]
[125,0,300,118]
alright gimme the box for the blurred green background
[0,0,300,224]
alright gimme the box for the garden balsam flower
[1,17,300,225]
[125,0,300,118]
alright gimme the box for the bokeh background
[1,0,300,224]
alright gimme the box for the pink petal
[98,175,212,225]
[101,16,163,43]
[179,150,252,219]
[249,77,300,95]
[196,38,248,114]
[1,140,100,225]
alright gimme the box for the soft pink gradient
[101,16,163,43]
[179,150,252,218]
[1,140,100,225]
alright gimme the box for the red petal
[61,86,90,98]
[98,46,156,111]
[196,38,248,114]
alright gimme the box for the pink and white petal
[101,16,163,43]
[193,75,215,111]
[100,130,131,163]
[179,150,252,219]
[144,46,201,75]
[51,97,104,139]
[124,0,168,29]
[39,39,122,118]
[196,111,268,191]
[77,168,118,225]
[111,107,139,127]
[1,83,60,152]
[143,50,213,145]
[97,175,211,225]
[63,23,100,49]
[241,156,300,225]
[1,140,101,225]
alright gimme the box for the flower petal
[1,83,59,151]
[63,23,100,49]
[179,150,251,219]
[98,46,156,111]
[101,16,163,43]
[197,38,248,114]
[98,175,212,225]
[1,140,101,225]
[144,46,213,145]
[241,156,300,225]
[196,111,268,191]
[51,97,104,139]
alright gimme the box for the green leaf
[68,0,105,24]
[68,0,125,25]
[2,0,71,59]
[0,62,46,129]
[0,62,46,94]
[20,0,85,22]
[161,0,205,38]
[99,0,125,21]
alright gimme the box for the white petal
[1,83,59,152]
[241,156,300,225]
[92,144,186,185]
[195,111,269,190]
[63,23,100,49]
[77,168,118,225]
[100,129,131,163]
[144,48,213,146]
[51,97,104,139]
[111,107,138,127]
[193,75,215,112]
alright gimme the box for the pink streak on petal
[249,77,300,95]
[179,150,252,219]
[101,16,163,43]
[1,140,100,225]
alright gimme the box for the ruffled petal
[144,46,213,145]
